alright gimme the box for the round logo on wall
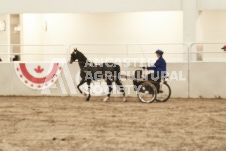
[14,62,63,90]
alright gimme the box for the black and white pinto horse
[70,48,127,102]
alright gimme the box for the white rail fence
[190,42,226,62]
[68,43,188,62]
[1,43,225,62]
[0,43,225,98]
[0,44,67,62]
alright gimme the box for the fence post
[187,42,193,98]
[9,45,13,62]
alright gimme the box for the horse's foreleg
[115,79,127,102]
[86,80,91,101]
[103,79,113,102]
[77,79,86,96]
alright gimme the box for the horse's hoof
[86,98,90,101]
[103,97,109,102]
[82,92,86,96]
[123,97,127,102]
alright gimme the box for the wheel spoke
[156,83,171,102]
[137,82,157,103]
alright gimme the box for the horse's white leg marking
[103,97,109,102]
[123,97,127,102]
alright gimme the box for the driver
[143,49,166,92]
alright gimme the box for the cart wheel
[156,83,171,102]
[137,82,157,103]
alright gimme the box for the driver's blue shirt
[147,57,166,76]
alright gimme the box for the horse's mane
[76,50,95,68]
[77,51,87,62]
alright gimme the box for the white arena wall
[18,13,183,62]
[1,0,226,14]
[0,62,225,99]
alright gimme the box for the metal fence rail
[68,43,189,62]
[1,42,225,61]
[0,44,67,62]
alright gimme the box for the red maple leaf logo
[34,65,44,73]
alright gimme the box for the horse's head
[70,48,78,64]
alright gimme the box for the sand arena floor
[0,96,225,151]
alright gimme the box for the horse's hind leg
[103,79,112,102]
[86,80,91,101]
[115,79,127,102]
